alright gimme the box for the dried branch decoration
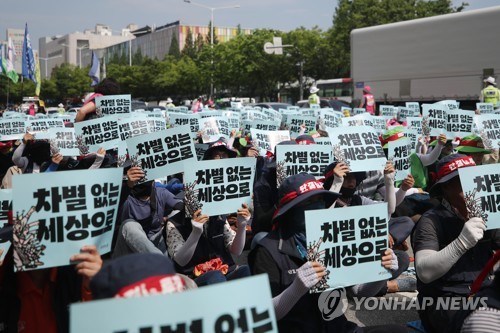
[276,160,287,189]
[307,237,331,293]
[75,135,89,156]
[184,181,203,218]
[464,189,488,223]
[13,206,45,271]
[332,144,350,168]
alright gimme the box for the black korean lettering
[481,194,500,213]
[324,246,341,268]
[250,307,273,333]
[198,187,212,202]
[214,313,236,333]
[341,244,358,266]
[37,217,64,243]
[65,215,90,241]
[238,182,250,198]
[62,185,86,211]
[357,242,377,263]
[225,184,239,199]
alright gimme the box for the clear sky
[2,0,499,50]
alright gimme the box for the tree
[329,0,468,77]
[182,28,196,59]
[206,21,219,45]
[195,33,205,53]
[169,34,181,59]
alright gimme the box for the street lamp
[76,45,90,69]
[39,55,62,79]
[183,0,240,97]
[61,43,90,68]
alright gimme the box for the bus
[315,78,353,104]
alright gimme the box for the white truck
[350,6,500,108]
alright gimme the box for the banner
[0,119,26,140]
[118,116,166,141]
[48,128,79,156]
[199,117,230,143]
[379,105,396,117]
[473,114,500,149]
[435,100,459,111]
[221,111,241,132]
[194,143,210,161]
[459,164,500,230]
[70,275,277,333]
[422,104,447,136]
[242,120,280,133]
[315,137,332,146]
[445,109,474,137]
[276,144,332,179]
[352,108,366,116]
[12,169,122,271]
[403,128,419,153]
[168,112,201,139]
[74,115,121,152]
[126,125,197,181]
[397,107,418,121]
[183,158,256,216]
[95,94,132,115]
[318,110,343,129]
[27,118,64,134]
[387,137,412,181]
[285,115,316,139]
[305,203,391,291]
[405,102,420,114]
[407,117,423,135]
[476,103,495,114]
[327,126,387,172]
[250,129,290,156]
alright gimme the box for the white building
[38,24,133,79]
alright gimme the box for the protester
[75,78,121,122]
[191,97,203,113]
[12,133,51,173]
[90,253,196,299]
[381,128,447,220]
[202,139,237,160]
[359,85,376,115]
[455,134,497,165]
[0,141,15,182]
[166,204,251,286]
[412,153,500,333]
[0,245,103,333]
[249,173,406,332]
[113,172,185,258]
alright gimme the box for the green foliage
[169,35,181,59]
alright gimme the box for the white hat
[484,76,497,86]
[166,98,173,103]
[58,103,64,108]
[310,86,319,94]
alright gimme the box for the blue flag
[88,51,100,86]
[22,23,37,84]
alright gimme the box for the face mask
[340,186,356,198]
[131,181,153,198]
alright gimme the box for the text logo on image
[318,287,348,320]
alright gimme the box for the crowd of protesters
[0,79,499,333]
